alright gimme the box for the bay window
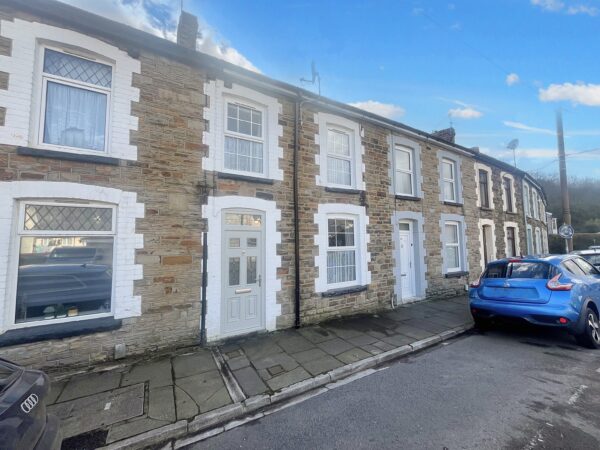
[14,201,115,324]
[39,48,112,152]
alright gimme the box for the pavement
[48,295,473,449]
[188,322,600,450]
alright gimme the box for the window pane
[247,256,257,284]
[328,218,355,248]
[328,130,350,156]
[229,238,240,248]
[44,81,107,151]
[442,161,454,180]
[224,136,264,174]
[327,156,351,186]
[242,215,262,227]
[225,213,242,225]
[444,181,456,201]
[398,223,410,231]
[44,49,112,88]
[226,103,261,137]
[396,171,413,195]
[24,204,112,232]
[247,237,257,247]
[445,223,459,244]
[445,246,460,270]
[16,235,113,323]
[327,250,356,284]
[395,148,411,171]
[229,257,240,286]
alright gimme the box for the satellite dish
[507,139,519,150]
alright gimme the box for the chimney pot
[177,11,199,50]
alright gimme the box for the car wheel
[576,307,600,349]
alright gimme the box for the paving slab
[275,332,315,354]
[250,352,299,371]
[300,355,344,376]
[266,366,311,392]
[394,324,436,340]
[49,383,144,439]
[317,338,355,356]
[107,417,169,444]
[382,333,414,347]
[148,386,176,422]
[233,366,269,396]
[323,323,365,340]
[360,343,385,355]
[402,318,452,334]
[336,347,373,365]
[290,348,329,364]
[58,371,122,402]
[121,358,173,389]
[175,370,232,413]
[225,354,251,371]
[174,385,199,420]
[297,326,337,344]
[241,338,283,360]
[172,351,216,379]
[347,333,379,347]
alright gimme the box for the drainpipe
[293,97,302,328]
[200,231,208,344]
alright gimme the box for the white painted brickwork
[0,182,144,334]
[202,80,284,180]
[0,19,140,160]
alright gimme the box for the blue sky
[66,0,600,178]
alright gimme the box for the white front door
[398,222,416,300]
[222,213,264,336]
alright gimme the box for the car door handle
[235,288,251,294]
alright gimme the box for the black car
[0,358,61,450]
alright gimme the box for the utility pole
[556,110,573,253]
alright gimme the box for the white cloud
[503,120,555,135]
[448,107,483,119]
[349,100,405,119]
[506,73,520,86]
[531,0,565,12]
[531,0,598,15]
[59,0,259,72]
[539,82,600,106]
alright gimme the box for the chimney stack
[176,11,198,50]
[431,127,456,144]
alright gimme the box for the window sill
[17,147,121,166]
[217,171,274,185]
[480,207,493,212]
[443,201,463,207]
[444,271,469,279]
[324,186,364,195]
[505,211,519,216]
[321,285,368,297]
[395,194,421,202]
[0,317,122,348]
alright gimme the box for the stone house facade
[0,0,548,369]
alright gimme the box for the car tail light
[546,274,573,291]
[559,317,569,324]
[469,275,482,289]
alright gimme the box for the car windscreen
[483,262,552,279]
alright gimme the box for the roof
[3,0,547,197]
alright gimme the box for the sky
[61,0,600,178]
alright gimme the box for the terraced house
[0,0,549,369]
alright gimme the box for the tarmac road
[187,324,600,449]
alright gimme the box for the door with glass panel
[398,222,416,300]
[222,212,264,336]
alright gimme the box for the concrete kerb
[104,324,472,449]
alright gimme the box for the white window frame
[504,222,521,258]
[500,172,517,213]
[8,200,117,329]
[326,214,359,289]
[394,144,415,196]
[438,151,462,204]
[222,98,267,177]
[444,221,462,273]
[526,224,534,255]
[34,45,113,155]
[0,181,144,335]
[315,113,364,191]
[532,190,539,219]
[0,19,140,160]
[478,218,497,270]
[523,183,531,218]
[442,159,457,202]
[474,163,494,209]
[314,203,370,293]
[535,227,542,254]
[325,125,354,188]
[202,80,283,181]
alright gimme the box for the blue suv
[469,255,600,348]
